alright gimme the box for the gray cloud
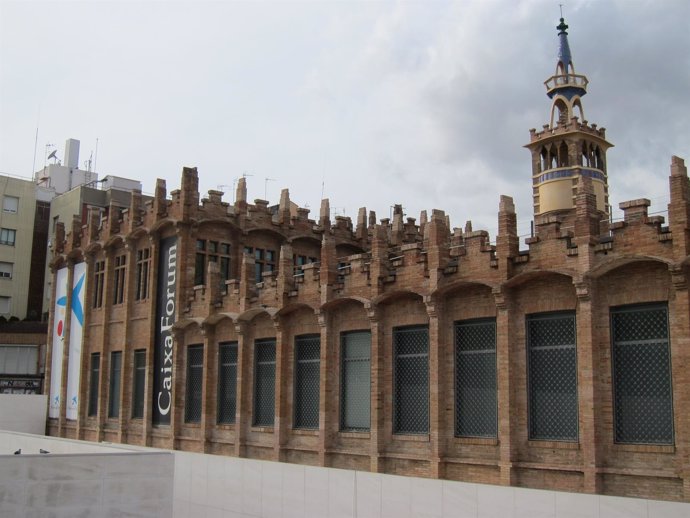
[1,0,688,240]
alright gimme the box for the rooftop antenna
[93,138,99,173]
[32,105,40,177]
[264,177,275,200]
[44,143,55,167]
[559,3,564,17]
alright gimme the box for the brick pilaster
[368,305,385,472]
[494,287,515,485]
[426,297,446,478]
[317,310,332,466]
[273,318,288,461]
[234,321,249,457]
[201,323,216,452]
[574,280,601,493]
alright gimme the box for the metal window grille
[88,353,100,416]
[527,312,578,441]
[132,349,146,419]
[294,335,320,429]
[253,339,276,426]
[455,318,497,438]
[340,331,371,432]
[217,342,238,424]
[394,326,429,434]
[108,351,122,418]
[185,345,204,423]
[611,304,674,444]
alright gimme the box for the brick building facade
[46,20,690,502]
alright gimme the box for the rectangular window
[88,353,100,416]
[394,326,429,434]
[0,262,12,279]
[185,345,204,423]
[135,248,150,301]
[195,239,231,286]
[108,351,122,418]
[455,318,497,438]
[2,195,18,213]
[0,296,9,314]
[253,338,276,427]
[527,312,578,441]
[340,331,371,431]
[0,228,16,246]
[132,349,146,419]
[113,254,126,305]
[245,246,276,283]
[93,260,105,308]
[217,342,238,424]
[294,335,320,429]
[611,303,674,444]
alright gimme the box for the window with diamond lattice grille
[340,331,371,432]
[108,351,122,418]
[185,345,203,423]
[527,312,578,441]
[218,342,238,424]
[294,335,320,429]
[131,349,146,419]
[88,353,100,416]
[455,318,497,438]
[394,326,429,434]
[611,303,674,445]
[253,338,276,427]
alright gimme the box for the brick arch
[502,268,576,290]
[588,255,672,280]
[320,296,370,313]
[372,289,425,307]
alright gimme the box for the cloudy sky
[1,0,688,239]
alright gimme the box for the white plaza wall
[2,431,688,518]
[172,450,690,518]
[0,432,174,517]
[0,394,47,434]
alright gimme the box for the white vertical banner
[66,262,87,420]
[49,267,69,418]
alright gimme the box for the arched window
[559,142,569,167]
[541,147,549,172]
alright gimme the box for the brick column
[97,249,115,441]
[317,309,332,466]
[368,305,385,472]
[118,240,138,442]
[234,321,248,457]
[426,297,446,478]
[77,255,95,440]
[201,323,216,452]
[273,317,288,461]
[494,287,515,485]
[669,267,690,498]
[143,234,159,446]
[170,327,185,451]
[574,280,601,493]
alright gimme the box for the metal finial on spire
[557,17,569,35]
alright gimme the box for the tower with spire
[526,17,613,224]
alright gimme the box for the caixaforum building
[45,19,690,502]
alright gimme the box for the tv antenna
[264,177,275,200]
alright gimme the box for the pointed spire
[556,18,572,74]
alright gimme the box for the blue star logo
[71,274,85,326]
[72,396,78,406]
[53,395,59,405]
